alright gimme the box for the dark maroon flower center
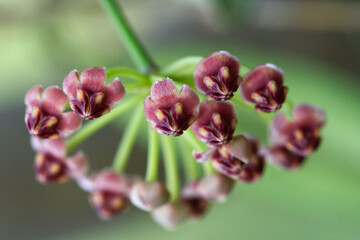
[211,148,246,176]
[26,107,59,138]
[251,80,288,112]
[90,190,129,219]
[287,127,320,156]
[35,153,68,183]
[70,89,110,120]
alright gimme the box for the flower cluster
[24,51,325,230]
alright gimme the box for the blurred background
[1,0,360,239]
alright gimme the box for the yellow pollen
[155,109,166,121]
[45,117,57,128]
[220,67,230,79]
[49,163,61,175]
[187,116,196,127]
[251,93,263,103]
[92,192,104,205]
[219,147,230,158]
[212,113,222,126]
[294,129,304,140]
[111,197,124,209]
[174,102,183,115]
[204,77,215,88]
[268,80,277,93]
[35,154,45,166]
[95,92,105,105]
[32,106,40,119]
[85,104,90,114]
[77,89,85,102]
[199,127,209,137]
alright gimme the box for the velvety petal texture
[151,201,191,230]
[266,146,305,170]
[144,78,200,137]
[130,181,170,211]
[240,64,288,112]
[269,104,326,156]
[194,51,240,100]
[63,67,126,120]
[181,181,209,220]
[197,173,234,202]
[191,100,237,146]
[25,85,81,138]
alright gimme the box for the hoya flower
[151,201,191,230]
[240,64,288,112]
[197,173,234,202]
[31,137,87,183]
[266,146,305,170]
[191,100,237,146]
[130,181,170,211]
[269,104,326,156]
[181,181,209,220]
[86,169,135,220]
[194,51,241,100]
[144,78,200,136]
[25,85,81,138]
[63,67,126,120]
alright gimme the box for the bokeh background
[1,0,360,239]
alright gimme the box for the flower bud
[191,100,237,146]
[269,104,325,156]
[240,64,288,112]
[266,146,305,170]
[197,173,234,202]
[130,181,170,211]
[181,181,209,220]
[151,201,191,230]
[144,78,200,136]
[63,67,126,120]
[194,51,241,100]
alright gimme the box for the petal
[66,151,88,179]
[150,78,179,108]
[194,51,239,94]
[63,69,80,99]
[151,202,191,230]
[93,169,129,194]
[293,104,326,128]
[193,148,215,163]
[144,96,158,124]
[179,85,200,115]
[76,176,95,192]
[240,64,284,103]
[103,78,126,108]
[32,138,66,158]
[58,112,82,137]
[223,135,251,163]
[269,113,291,145]
[80,67,106,92]
[30,136,42,152]
[25,85,43,107]
[41,86,68,115]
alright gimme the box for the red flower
[25,85,81,138]
[266,146,305,170]
[31,137,87,183]
[269,104,326,156]
[63,67,125,120]
[240,64,288,112]
[194,51,241,100]
[191,100,237,146]
[144,78,200,136]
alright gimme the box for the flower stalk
[145,127,160,182]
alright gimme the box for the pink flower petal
[144,96,158,124]
[66,151,88,179]
[80,67,106,92]
[93,169,129,195]
[41,86,68,115]
[58,112,82,137]
[240,64,284,103]
[194,51,239,94]
[25,85,43,107]
[103,78,126,108]
[63,70,80,99]
[32,138,66,158]
[269,113,290,145]
[179,85,200,115]
[223,135,251,163]
[293,104,325,128]
[150,78,179,108]
[193,149,215,163]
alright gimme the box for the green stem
[145,128,159,182]
[100,0,157,73]
[107,67,151,83]
[66,95,143,153]
[181,140,200,180]
[160,135,180,202]
[161,56,203,76]
[182,130,216,175]
[112,105,144,173]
